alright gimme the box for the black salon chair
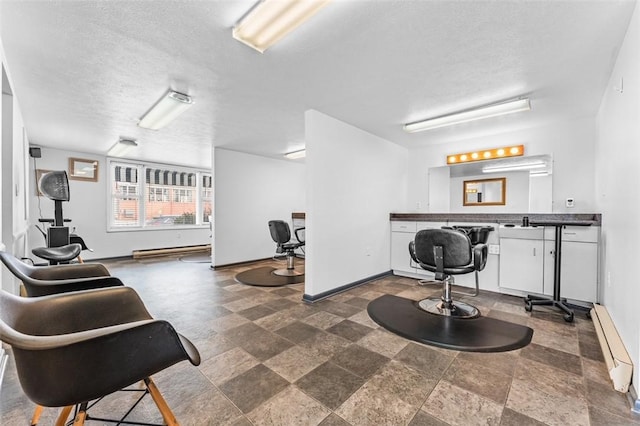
[0,251,122,297]
[409,228,488,318]
[268,220,305,277]
[0,287,201,425]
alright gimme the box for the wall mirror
[428,154,553,212]
[463,177,506,206]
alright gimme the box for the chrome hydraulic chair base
[417,276,480,319]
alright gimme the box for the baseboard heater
[132,244,211,259]
[590,304,633,393]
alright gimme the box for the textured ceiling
[0,0,635,169]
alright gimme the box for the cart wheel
[525,301,533,312]
[564,312,574,323]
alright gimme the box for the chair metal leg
[30,405,44,425]
[55,405,73,426]
[145,378,179,426]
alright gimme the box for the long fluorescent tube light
[108,139,138,157]
[233,0,331,53]
[482,161,545,173]
[284,149,306,159]
[404,98,531,133]
[138,90,194,130]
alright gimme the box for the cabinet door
[560,241,598,302]
[391,232,416,274]
[499,238,544,293]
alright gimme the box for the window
[109,160,212,230]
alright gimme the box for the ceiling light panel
[233,0,331,53]
[404,98,531,133]
[138,90,194,130]
[108,139,138,157]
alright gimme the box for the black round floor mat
[235,266,304,287]
[367,294,533,352]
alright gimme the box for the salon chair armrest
[473,243,488,272]
[294,227,306,244]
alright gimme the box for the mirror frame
[463,177,506,206]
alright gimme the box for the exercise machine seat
[0,287,200,425]
[410,228,488,318]
[268,220,305,277]
[0,251,123,297]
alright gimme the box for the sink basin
[499,224,544,239]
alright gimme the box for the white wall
[407,116,597,213]
[305,110,408,297]
[1,60,29,294]
[595,0,640,392]
[28,147,210,260]
[213,148,305,266]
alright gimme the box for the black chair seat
[32,243,82,262]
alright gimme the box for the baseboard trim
[302,270,392,303]
[212,258,273,270]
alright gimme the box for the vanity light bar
[446,145,524,165]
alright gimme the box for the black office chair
[268,220,305,277]
[0,251,122,297]
[0,287,200,426]
[409,228,488,318]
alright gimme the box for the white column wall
[213,148,305,266]
[305,110,408,297]
[595,0,640,392]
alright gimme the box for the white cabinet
[557,226,599,303]
[390,221,445,278]
[499,225,599,303]
[391,230,417,274]
[499,235,545,294]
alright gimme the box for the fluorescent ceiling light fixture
[138,90,194,130]
[404,98,531,133]
[482,161,545,174]
[233,0,331,53]
[284,149,306,159]
[447,145,524,165]
[529,170,550,177]
[108,138,138,157]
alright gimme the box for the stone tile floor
[1,256,639,425]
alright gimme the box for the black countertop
[390,213,601,226]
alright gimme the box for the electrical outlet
[566,198,575,208]
[488,244,500,255]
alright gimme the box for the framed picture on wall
[35,169,51,196]
[69,157,99,182]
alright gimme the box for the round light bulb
[448,156,457,163]
[460,154,468,161]
[483,151,491,158]
[510,146,520,154]
[497,149,505,156]
[471,152,479,159]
